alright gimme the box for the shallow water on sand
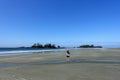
[0,59,120,67]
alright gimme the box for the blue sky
[0,0,120,47]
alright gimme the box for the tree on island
[79,44,102,48]
[57,46,61,48]
[44,43,56,48]
[31,43,61,49]
[31,43,43,48]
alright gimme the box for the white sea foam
[0,49,67,55]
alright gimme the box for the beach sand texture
[0,49,120,80]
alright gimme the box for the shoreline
[0,48,107,57]
[0,48,68,56]
[0,48,120,63]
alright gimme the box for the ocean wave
[0,49,67,54]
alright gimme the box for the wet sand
[0,48,120,80]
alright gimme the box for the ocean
[0,47,109,56]
[0,48,67,56]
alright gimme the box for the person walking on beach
[66,50,71,62]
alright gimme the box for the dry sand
[0,48,120,80]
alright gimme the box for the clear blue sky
[0,0,120,47]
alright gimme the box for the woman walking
[66,50,71,62]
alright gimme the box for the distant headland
[19,43,102,49]
[78,44,102,48]
[19,43,61,49]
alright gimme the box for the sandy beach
[0,48,120,80]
